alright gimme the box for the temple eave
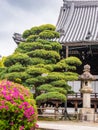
[61,41,98,47]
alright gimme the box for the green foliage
[37,84,53,92]
[37,84,67,95]
[15,48,26,53]
[4,53,32,67]
[0,120,9,130]
[39,24,56,31]
[43,44,52,50]
[22,29,31,38]
[64,72,79,81]
[46,72,66,81]
[30,26,42,35]
[0,67,7,79]
[0,80,38,130]
[27,49,60,62]
[30,24,55,36]
[0,57,6,67]
[53,62,67,71]
[50,42,62,51]
[4,72,22,82]
[57,56,82,71]
[31,58,45,65]
[26,35,38,42]
[36,39,51,45]
[0,24,82,105]
[37,75,48,84]
[39,30,55,39]
[8,63,25,72]
[50,80,71,91]
[65,56,82,66]
[26,78,39,85]
[16,42,44,52]
[19,72,30,80]
[50,80,67,87]
[49,87,67,95]
[36,92,66,104]
[26,66,49,76]
[39,30,59,39]
[44,64,54,71]
[51,31,60,38]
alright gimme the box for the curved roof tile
[56,0,98,44]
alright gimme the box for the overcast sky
[0,0,63,56]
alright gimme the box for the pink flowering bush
[0,80,38,130]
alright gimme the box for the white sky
[0,0,63,56]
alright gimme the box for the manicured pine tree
[0,24,82,104]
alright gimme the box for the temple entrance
[60,45,98,75]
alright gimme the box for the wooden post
[94,103,97,112]
[66,46,69,58]
[74,101,78,112]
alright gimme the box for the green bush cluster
[0,80,38,130]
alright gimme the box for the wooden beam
[62,42,98,47]
[66,46,69,58]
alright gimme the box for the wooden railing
[91,93,98,98]
[38,107,65,119]
[68,93,81,98]
[67,93,98,99]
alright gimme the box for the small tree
[0,24,82,105]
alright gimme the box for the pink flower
[0,80,37,130]
[19,126,24,130]
[4,95,12,101]
[10,121,14,126]
[0,105,8,110]
[5,106,9,110]
[35,124,39,128]
[1,90,6,95]
[19,105,23,109]
[22,102,29,107]
[20,95,24,100]
[24,106,34,118]
[1,100,5,105]
[3,86,6,90]
[15,110,19,113]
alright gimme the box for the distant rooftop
[56,0,98,45]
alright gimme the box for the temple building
[56,0,98,93]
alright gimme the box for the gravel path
[38,121,98,130]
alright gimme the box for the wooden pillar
[74,101,78,112]
[66,46,69,58]
[54,102,59,120]
[94,103,97,113]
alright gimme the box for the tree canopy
[0,24,82,104]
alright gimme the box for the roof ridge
[63,0,98,7]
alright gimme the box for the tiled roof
[56,0,98,45]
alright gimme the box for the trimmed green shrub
[26,35,38,42]
[4,53,32,67]
[22,29,31,38]
[36,92,66,104]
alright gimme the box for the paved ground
[38,121,98,130]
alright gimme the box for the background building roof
[56,0,98,45]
